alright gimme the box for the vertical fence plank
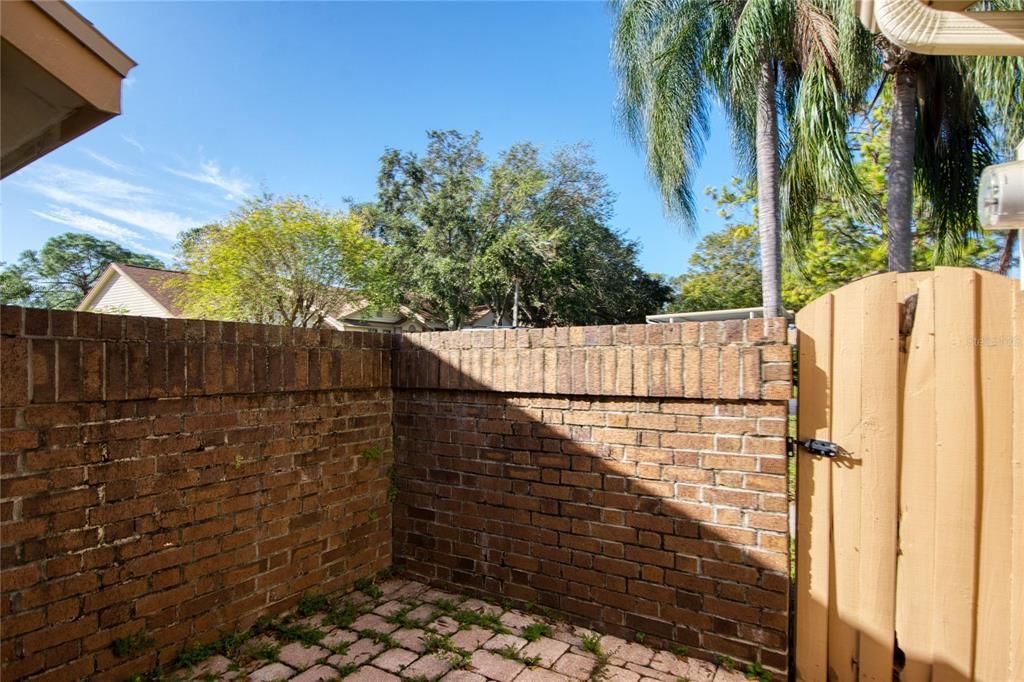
[932,268,980,681]
[895,276,937,682]
[828,281,865,682]
[974,272,1016,680]
[857,274,899,681]
[795,294,834,682]
[1011,286,1024,681]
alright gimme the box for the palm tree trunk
[997,230,1018,275]
[755,60,782,318]
[888,68,917,272]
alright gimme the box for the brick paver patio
[175,578,754,682]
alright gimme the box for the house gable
[78,265,174,317]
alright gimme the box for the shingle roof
[114,263,190,316]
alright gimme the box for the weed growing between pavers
[240,639,282,663]
[432,597,458,616]
[520,623,552,642]
[359,629,400,649]
[335,662,359,677]
[386,603,426,629]
[326,640,351,656]
[495,644,541,667]
[325,600,362,628]
[140,573,772,681]
[580,633,600,653]
[451,608,509,633]
[174,629,248,668]
[423,633,471,669]
[264,621,327,646]
[579,634,609,682]
[297,592,330,616]
[355,576,384,600]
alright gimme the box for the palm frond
[914,56,996,263]
[613,0,716,227]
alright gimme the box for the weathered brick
[1,309,791,679]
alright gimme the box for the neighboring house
[334,299,510,332]
[327,298,447,333]
[78,263,189,318]
[78,263,510,332]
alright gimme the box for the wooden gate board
[794,268,1023,682]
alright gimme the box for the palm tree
[613,0,873,317]
[866,11,1024,274]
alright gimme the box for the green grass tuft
[521,623,552,642]
[239,640,280,663]
[745,661,770,681]
[580,632,602,656]
[495,644,540,667]
[325,600,361,628]
[355,576,384,600]
[452,609,509,634]
[270,622,326,646]
[112,630,154,658]
[358,629,398,649]
[297,592,329,617]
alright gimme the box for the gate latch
[798,439,841,457]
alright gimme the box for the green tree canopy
[367,130,671,328]
[0,233,164,309]
[667,224,763,313]
[173,195,383,328]
[672,167,1003,314]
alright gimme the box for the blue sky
[0,1,738,275]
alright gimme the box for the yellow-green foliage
[173,195,383,327]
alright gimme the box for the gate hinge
[797,439,841,457]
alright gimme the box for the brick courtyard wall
[391,321,792,675]
[0,306,393,681]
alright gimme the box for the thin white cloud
[163,160,252,201]
[30,206,173,262]
[121,134,145,153]
[32,206,144,242]
[17,164,202,239]
[82,149,134,174]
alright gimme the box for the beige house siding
[85,272,170,317]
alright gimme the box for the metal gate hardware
[798,439,841,457]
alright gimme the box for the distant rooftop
[646,306,795,324]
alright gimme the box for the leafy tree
[666,224,762,313]
[174,195,382,328]
[367,131,670,328]
[678,168,1003,315]
[613,0,873,318]
[0,233,163,309]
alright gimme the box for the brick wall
[1,309,793,681]
[392,320,792,674]
[0,307,393,681]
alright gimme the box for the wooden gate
[794,268,1024,682]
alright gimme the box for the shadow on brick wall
[390,325,793,677]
